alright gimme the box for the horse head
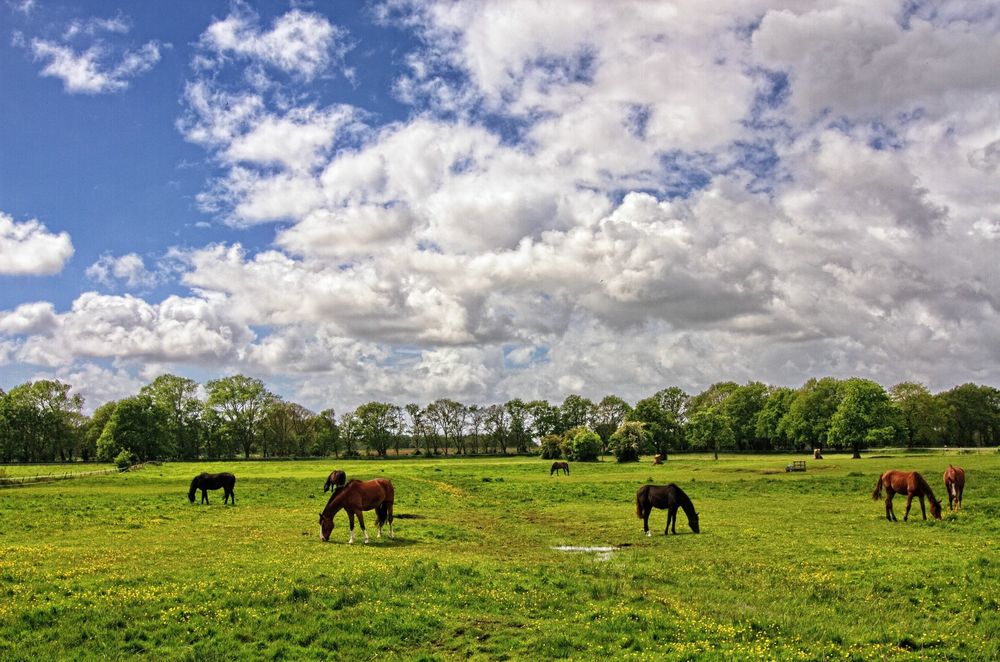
[689,511,701,533]
[930,499,942,520]
[319,513,335,541]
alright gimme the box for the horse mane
[321,480,360,518]
[670,484,698,519]
[914,472,939,505]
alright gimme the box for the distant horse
[188,472,236,505]
[872,470,941,521]
[652,454,664,465]
[324,469,347,493]
[636,484,700,536]
[550,461,569,476]
[319,478,394,544]
[944,464,965,510]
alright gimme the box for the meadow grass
[1,452,998,660]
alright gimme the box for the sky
[1,0,999,413]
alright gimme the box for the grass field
[1,452,998,660]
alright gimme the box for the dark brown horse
[944,464,965,510]
[188,472,236,505]
[550,461,569,476]
[872,470,941,521]
[636,484,700,536]
[319,478,394,543]
[323,469,347,493]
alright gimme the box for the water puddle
[552,544,630,561]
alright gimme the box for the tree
[466,405,485,455]
[140,374,203,460]
[939,383,1000,446]
[723,382,769,450]
[310,408,340,457]
[484,404,509,454]
[686,382,739,418]
[828,378,900,458]
[527,400,561,439]
[205,375,276,459]
[609,421,649,463]
[890,382,947,447]
[653,387,689,423]
[626,396,682,457]
[686,409,735,460]
[353,402,402,456]
[560,394,594,433]
[755,387,794,449]
[97,394,170,462]
[505,399,531,453]
[263,400,313,457]
[83,401,118,462]
[539,434,563,459]
[778,377,842,450]
[591,395,632,453]
[5,380,84,462]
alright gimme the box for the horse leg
[201,489,208,505]
[918,495,926,520]
[388,502,395,538]
[903,494,914,521]
[885,491,896,521]
[642,507,651,537]
[667,506,677,535]
[357,511,369,544]
[348,511,356,544]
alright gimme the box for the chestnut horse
[323,469,346,493]
[872,470,941,521]
[944,464,965,510]
[550,461,569,476]
[636,483,700,536]
[188,472,236,505]
[319,478,394,543]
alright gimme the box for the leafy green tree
[559,394,594,433]
[527,400,561,439]
[778,377,842,450]
[484,404,509,454]
[828,378,900,458]
[755,387,795,449]
[653,387,690,423]
[626,396,682,456]
[140,374,203,460]
[591,395,632,453]
[353,402,402,456]
[723,382,769,450]
[5,380,84,461]
[310,408,340,457]
[263,400,313,457]
[939,383,1000,446]
[609,421,649,463]
[687,382,739,418]
[97,394,170,462]
[83,401,118,462]
[890,382,947,447]
[505,399,531,453]
[466,405,485,454]
[205,375,276,459]
[686,408,735,460]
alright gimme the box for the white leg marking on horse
[348,531,355,544]
[363,530,370,544]
[645,530,651,537]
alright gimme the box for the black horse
[324,469,347,493]
[188,472,236,505]
[550,461,569,476]
[636,483,699,535]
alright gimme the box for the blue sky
[2,0,999,412]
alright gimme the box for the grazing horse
[188,472,236,505]
[550,461,570,476]
[652,454,664,465]
[323,469,347,493]
[872,470,941,521]
[944,465,965,510]
[636,484,700,536]
[319,478,394,544]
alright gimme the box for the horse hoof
[645,531,651,537]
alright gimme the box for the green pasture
[1,452,998,660]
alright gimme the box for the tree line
[1,375,998,464]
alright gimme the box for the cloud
[0,212,74,275]
[86,253,162,290]
[197,7,347,80]
[24,12,161,94]
[0,302,58,335]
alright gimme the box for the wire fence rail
[0,464,149,488]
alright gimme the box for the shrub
[566,429,602,462]
[539,434,563,459]
[114,448,136,471]
[609,421,648,463]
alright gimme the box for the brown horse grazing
[636,484,700,536]
[944,465,965,510]
[323,469,347,493]
[188,472,236,505]
[872,470,941,521]
[319,478,394,544]
[550,461,569,476]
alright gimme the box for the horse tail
[636,486,647,518]
[871,475,883,501]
